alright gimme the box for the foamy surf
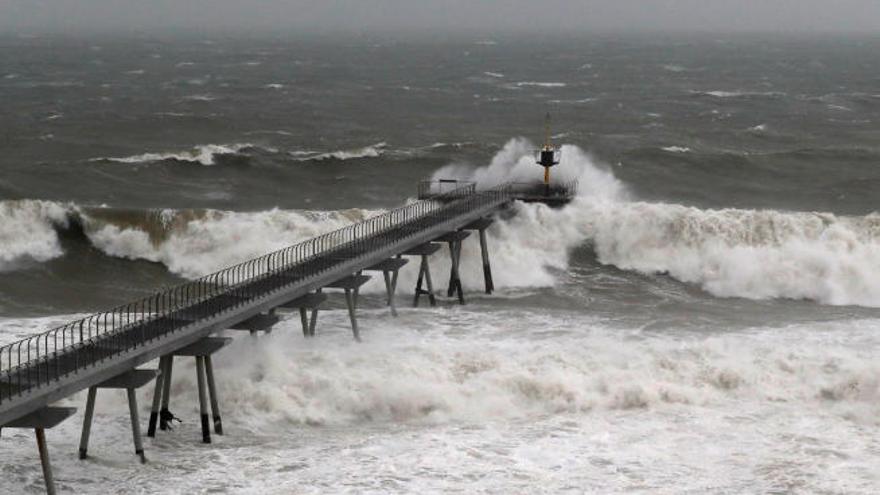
[8,139,880,307]
[0,199,72,270]
[290,142,387,162]
[93,143,256,166]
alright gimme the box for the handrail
[419,179,578,200]
[0,183,512,404]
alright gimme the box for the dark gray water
[1,33,880,493]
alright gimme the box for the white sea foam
[483,71,505,78]
[515,81,567,88]
[584,202,880,306]
[430,138,880,307]
[662,146,691,153]
[290,142,387,162]
[182,94,217,101]
[748,123,768,132]
[2,312,878,493]
[164,314,880,426]
[663,64,687,72]
[82,208,379,279]
[703,90,785,98]
[94,143,254,166]
[0,200,72,270]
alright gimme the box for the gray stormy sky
[1,0,879,34]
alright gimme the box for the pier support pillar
[150,337,232,443]
[148,355,170,437]
[309,288,322,336]
[204,355,223,435]
[462,218,495,294]
[403,243,442,307]
[279,290,326,337]
[2,407,76,495]
[414,254,436,307]
[325,274,371,341]
[446,239,464,303]
[196,356,211,444]
[36,428,55,495]
[77,369,157,463]
[126,388,146,463]
[78,387,96,460]
[437,231,470,305]
[158,356,177,432]
[365,257,408,317]
[478,228,494,294]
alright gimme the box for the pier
[0,180,575,493]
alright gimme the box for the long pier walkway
[0,180,576,493]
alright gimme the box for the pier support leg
[78,387,97,460]
[159,357,175,431]
[382,270,398,317]
[36,428,56,495]
[413,255,437,307]
[148,356,168,437]
[344,288,361,342]
[196,356,211,444]
[299,308,310,337]
[309,289,322,337]
[479,228,494,294]
[205,355,223,435]
[126,388,146,463]
[446,240,465,304]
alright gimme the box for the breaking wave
[0,200,71,270]
[8,138,880,307]
[290,142,387,162]
[93,143,257,166]
[430,138,880,307]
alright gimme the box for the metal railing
[419,179,578,202]
[417,179,476,200]
[0,183,512,405]
[506,180,579,199]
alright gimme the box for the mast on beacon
[536,113,560,188]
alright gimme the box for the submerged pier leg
[382,270,398,316]
[390,256,401,314]
[148,356,168,437]
[299,308,310,337]
[413,255,437,307]
[204,355,223,435]
[423,255,437,306]
[196,356,211,444]
[126,388,146,463]
[36,428,56,495]
[78,387,97,459]
[159,357,174,431]
[344,288,361,341]
[446,240,465,304]
[309,289,322,337]
[479,228,494,294]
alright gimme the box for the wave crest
[290,142,386,162]
[0,200,72,270]
[93,143,256,166]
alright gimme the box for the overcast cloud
[1,0,879,34]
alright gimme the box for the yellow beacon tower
[536,113,560,186]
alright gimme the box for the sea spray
[121,311,880,428]
[0,199,73,270]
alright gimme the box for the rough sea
[1,32,879,493]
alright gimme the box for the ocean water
[1,32,879,493]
